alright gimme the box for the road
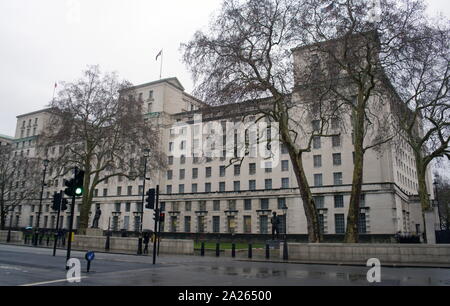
[0,244,449,286]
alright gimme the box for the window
[167,170,173,180]
[179,169,185,180]
[359,213,367,233]
[199,201,207,211]
[147,103,153,113]
[265,162,272,173]
[312,120,321,131]
[206,167,212,178]
[260,199,269,210]
[127,186,132,196]
[179,184,185,194]
[220,166,226,177]
[335,214,345,234]
[281,178,290,189]
[219,182,226,192]
[244,199,252,210]
[115,203,121,212]
[149,90,154,100]
[331,118,340,129]
[249,180,256,191]
[191,184,198,193]
[333,172,343,185]
[233,181,241,192]
[314,196,325,209]
[333,153,342,166]
[168,156,174,165]
[125,203,131,212]
[314,174,323,187]
[184,216,191,232]
[265,179,272,190]
[281,160,289,172]
[213,200,220,211]
[180,155,186,164]
[103,189,108,197]
[313,155,322,168]
[185,201,192,211]
[117,187,122,196]
[234,165,241,176]
[318,214,325,234]
[360,194,366,207]
[169,142,174,152]
[334,195,344,208]
[278,198,286,209]
[332,135,341,147]
[313,136,321,149]
[249,163,256,175]
[166,185,172,194]
[205,183,212,193]
[213,216,220,233]
[281,144,288,154]
[192,168,198,179]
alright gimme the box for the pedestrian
[143,232,150,255]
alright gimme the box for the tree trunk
[414,152,432,243]
[0,188,5,231]
[78,164,93,235]
[288,149,322,243]
[345,100,365,243]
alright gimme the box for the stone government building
[3,42,439,239]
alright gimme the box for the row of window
[314,194,365,209]
[320,213,367,234]
[165,178,290,194]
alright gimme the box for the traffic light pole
[53,191,63,257]
[137,156,149,255]
[152,185,159,265]
[65,193,76,269]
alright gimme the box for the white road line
[20,277,87,287]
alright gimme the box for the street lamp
[433,179,446,231]
[137,148,150,255]
[34,158,50,246]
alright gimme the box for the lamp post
[433,179,446,231]
[6,208,14,243]
[33,159,50,246]
[282,205,288,261]
[137,148,150,255]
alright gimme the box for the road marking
[20,277,87,287]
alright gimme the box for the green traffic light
[75,187,83,195]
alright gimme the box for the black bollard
[216,243,220,257]
[248,244,252,259]
[105,233,110,251]
[283,240,289,261]
[39,234,43,245]
[231,243,236,258]
[200,242,205,256]
[266,244,270,259]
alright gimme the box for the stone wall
[282,243,450,266]
[0,231,23,243]
[71,235,194,255]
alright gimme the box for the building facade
[2,49,439,237]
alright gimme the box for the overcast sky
[0,0,449,137]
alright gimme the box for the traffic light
[159,213,165,223]
[51,192,62,211]
[61,198,68,211]
[153,208,160,221]
[74,168,85,197]
[64,179,75,197]
[145,189,156,209]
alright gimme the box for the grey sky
[0,0,449,137]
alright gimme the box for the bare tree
[388,20,450,239]
[301,0,439,242]
[0,145,42,230]
[182,0,343,242]
[39,66,164,234]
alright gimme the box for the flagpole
[52,82,57,103]
[160,51,163,80]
